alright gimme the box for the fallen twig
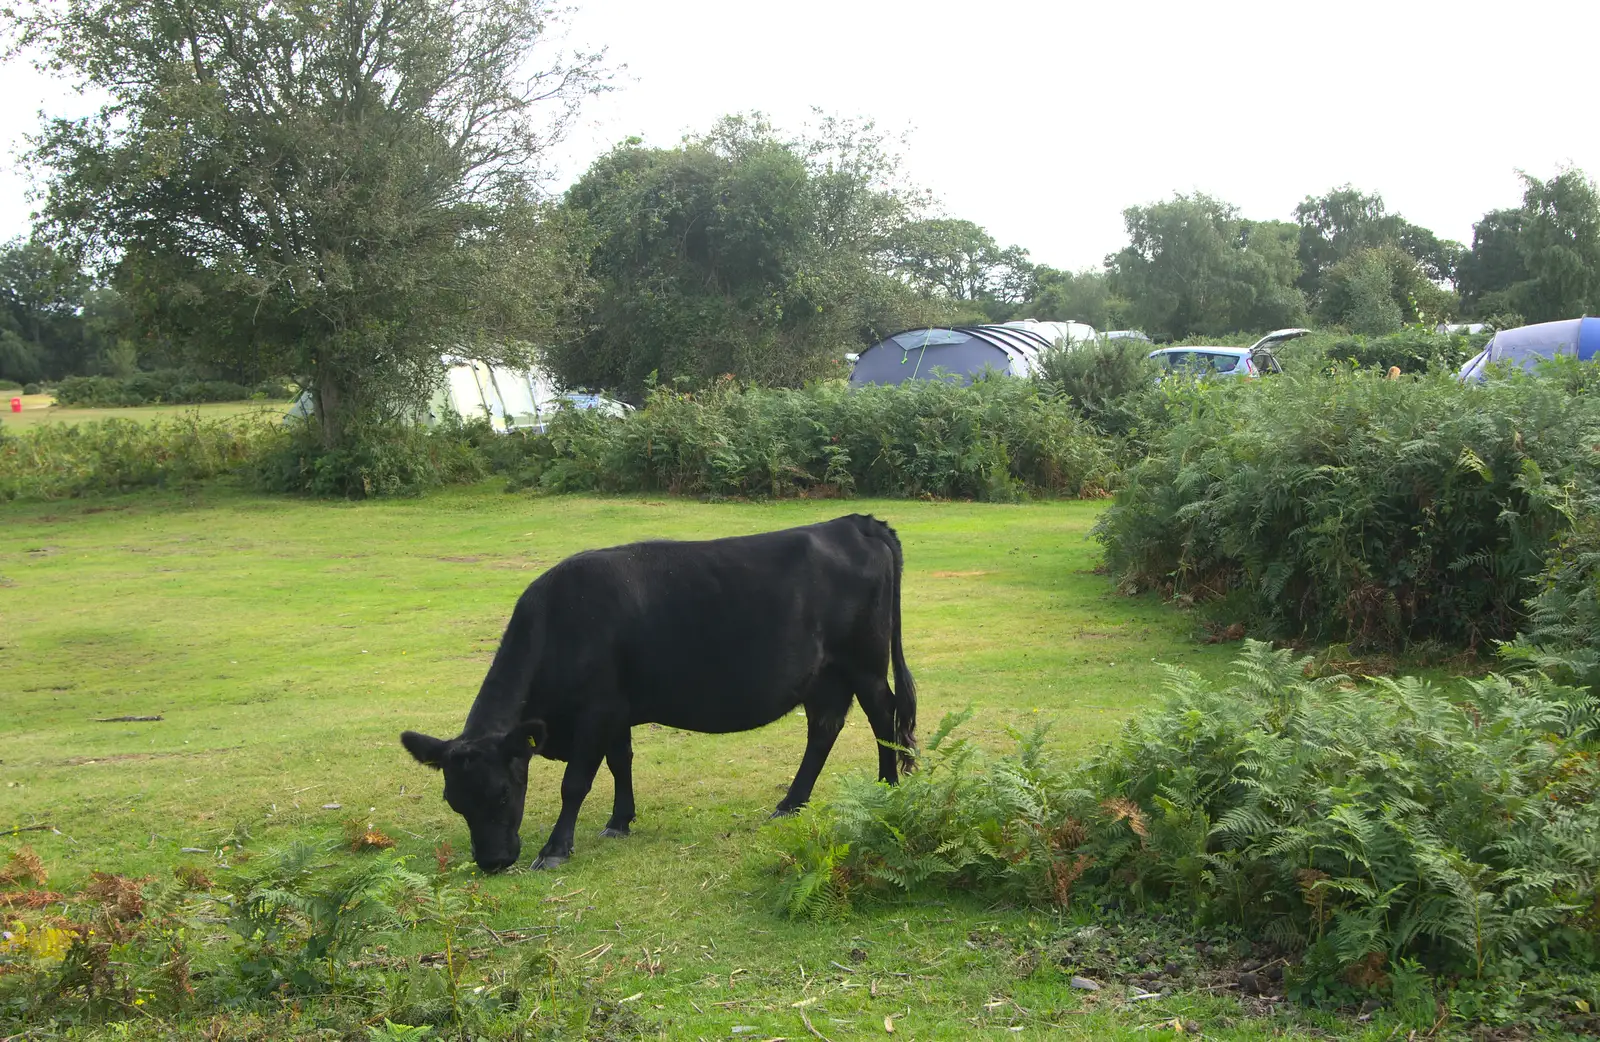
[798,1008,832,1042]
[94,716,162,723]
[3,824,55,836]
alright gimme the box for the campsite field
[0,395,289,429]
[2,488,1386,1039]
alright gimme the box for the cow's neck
[460,624,540,740]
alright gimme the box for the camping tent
[1456,318,1600,382]
[283,358,627,432]
[848,320,1095,388]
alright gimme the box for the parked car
[1146,328,1309,380]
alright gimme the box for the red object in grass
[9,397,19,413]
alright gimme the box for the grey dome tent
[1457,318,1600,382]
[849,321,1093,389]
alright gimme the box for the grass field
[0,394,290,429]
[1,487,1387,1039]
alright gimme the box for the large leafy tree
[554,115,944,399]
[1293,186,1462,307]
[886,218,1035,308]
[1457,170,1600,323]
[1023,266,1126,330]
[12,0,604,444]
[0,237,93,382]
[1107,193,1307,340]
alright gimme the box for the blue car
[1147,328,1308,380]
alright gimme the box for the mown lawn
[0,395,290,429]
[1,487,1380,1039]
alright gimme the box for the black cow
[400,514,917,872]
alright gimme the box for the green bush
[1034,337,1156,437]
[251,418,494,498]
[1500,509,1600,690]
[0,379,21,393]
[51,370,286,407]
[1275,328,1489,375]
[769,642,1600,1021]
[505,377,1117,501]
[0,415,282,500]
[22,382,42,395]
[1094,367,1600,648]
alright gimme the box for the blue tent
[1457,317,1600,381]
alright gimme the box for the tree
[0,238,92,381]
[13,0,605,445]
[886,219,1034,309]
[1457,208,1527,316]
[553,115,944,399]
[1317,244,1458,332]
[1293,186,1462,305]
[1024,267,1126,330]
[1456,170,1600,323]
[1107,193,1307,340]
[1515,169,1600,322]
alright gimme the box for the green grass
[0,395,290,429]
[1,487,1387,1039]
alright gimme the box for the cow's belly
[633,690,807,734]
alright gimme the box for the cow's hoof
[770,806,800,819]
[531,853,569,870]
[599,826,630,838]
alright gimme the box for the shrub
[1323,329,1485,374]
[1094,367,1600,648]
[0,379,20,392]
[769,642,1600,1018]
[251,417,494,498]
[1034,337,1156,437]
[51,369,287,407]
[506,377,1116,501]
[0,415,283,500]
[1500,507,1600,690]
[22,383,42,395]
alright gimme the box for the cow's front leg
[533,744,605,870]
[600,729,635,838]
[773,682,850,816]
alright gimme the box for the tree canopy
[1107,194,1307,340]
[14,0,604,441]
[550,115,947,399]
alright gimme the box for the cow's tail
[865,516,918,775]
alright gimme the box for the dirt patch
[930,570,990,579]
[437,555,482,564]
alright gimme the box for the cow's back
[528,517,895,733]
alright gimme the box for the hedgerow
[503,376,1117,501]
[768,641,1600,1027]
[0,415,283,500]
[52,370,293,407]
[1094,366,1600,648]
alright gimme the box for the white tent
[284,358,628,432]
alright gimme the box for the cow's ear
[401,730,450,769]
[502,719,546,757]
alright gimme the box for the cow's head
[400,722,546,873]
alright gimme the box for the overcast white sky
[3,0,1596,270]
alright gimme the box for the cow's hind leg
[773,671,853,817]
[854,674,901,785]
[600,729,635,838]
[533,724,609,870]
